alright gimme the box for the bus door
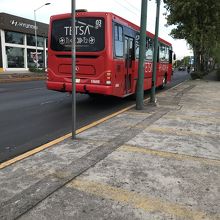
[124,36,134,94]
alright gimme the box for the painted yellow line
[0,133,71,170]
[68,178,217,220]
[164,114,220,123]
[187,107,220,112]
[0,105,136,170]
[147,126,219,138]
[118,145,220,167]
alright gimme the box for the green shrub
[190,71,204,80]
[216,69,220,81]
[29,67,46,73]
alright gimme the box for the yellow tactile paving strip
[146,126,219,139]
[164,114,220,123]
[68,179,219,220]
[118,145,220,167]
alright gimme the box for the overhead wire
[113,0,139,16]
[121,0,141,14]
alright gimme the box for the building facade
[0,13,48,72]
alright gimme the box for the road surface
[0,70,190,163]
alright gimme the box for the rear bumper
[47,81,113,95]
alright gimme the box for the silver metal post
[34,10,38,69]
[34,3,51,69]
[71,0,76,139]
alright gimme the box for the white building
[0,13,48,72]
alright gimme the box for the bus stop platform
[0,79,220,220]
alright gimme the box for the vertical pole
[34,4,50,69]
[34,10,38,69]
[43,38,46,69]
[150,0,161,103]
[71,0,76,139]
[136,0,148,110]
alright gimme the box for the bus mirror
[173,53,176,61]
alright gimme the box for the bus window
[160,44,170,62]
[135,34,140,59]
[159,44,167,61]
[114,24,124,57]
[169,49,173,64]
[145,38,153,60]
[165,46,169,61]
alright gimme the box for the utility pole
[136,0,148,110]
[71,0,76,139]
[150,0,161,104]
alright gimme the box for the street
[0,70,190,163]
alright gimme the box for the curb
[0,76,46,83]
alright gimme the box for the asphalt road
[0,70,190,163]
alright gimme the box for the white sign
[10,20,37,30]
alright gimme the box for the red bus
[47,11,173,98]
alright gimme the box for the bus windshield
[51,17,105,52]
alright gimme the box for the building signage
[10,19,37,30]
[0,13,48,37]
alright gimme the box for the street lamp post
[34,3,50,69]
[150,0,161,104]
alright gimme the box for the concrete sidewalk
[0,79,219,220]
[0,71,46,83]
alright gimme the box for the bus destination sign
[51,17,105,52]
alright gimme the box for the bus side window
[129,38,135,60]
[135,34,140,59]
[169,47,173,64]
[145,38,153,60]
[165,46,169,61]
[159,44,166,61]
[114,25,124,57]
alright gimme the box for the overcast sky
[0,0,193,59]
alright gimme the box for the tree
[163,0,220,73]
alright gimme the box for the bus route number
[96,20,102,29]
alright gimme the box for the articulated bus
[47,11,173,98]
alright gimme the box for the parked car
[178,66,186,71]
